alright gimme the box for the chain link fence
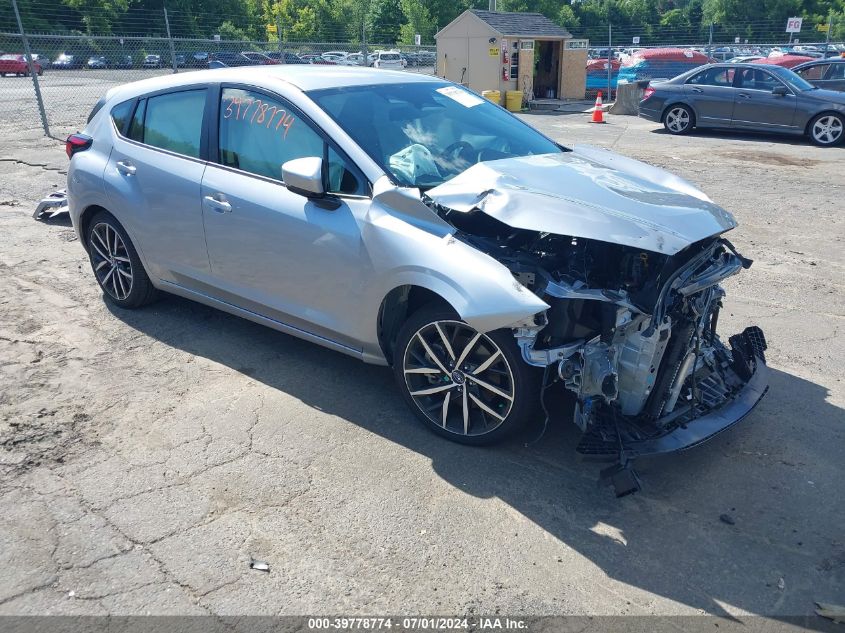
[0,30,437,138]
[2,3,844,138]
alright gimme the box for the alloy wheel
[666,107,691,133]
[812,115,843,146]
[403,320,515,437]
[90,222,133,301]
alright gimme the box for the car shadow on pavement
[650,127,812,147]
[107,294,845,619]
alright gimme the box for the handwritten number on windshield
[223,96,295,139]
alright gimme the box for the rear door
[683,66,737,126]
[103,87,212,284]
[732,68,799,130]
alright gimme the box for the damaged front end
[425,157,768,496]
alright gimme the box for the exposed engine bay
[425,196,768,496]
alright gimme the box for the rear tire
[663,104,695,135]
[808,112,844,147]
[393,305,540,446]
[86,211,157,309]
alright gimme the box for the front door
[732,68,799,131]
[201,85,371,348]
[683,66,737,126]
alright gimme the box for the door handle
[737,93,751,100]
[116,160,136,176]
[203,194,232,213]
[690,87,703,93]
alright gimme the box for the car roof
[103,65,444,103]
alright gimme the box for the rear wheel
[394,306,540,445]
[664,104,694,135]
[808,113,844,147]
[86,211,157,309]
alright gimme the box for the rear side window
[687,67,733,87]
[128,99,146,142]
[125,90,205,158]
[110,99,134,134]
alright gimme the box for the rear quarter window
[110,99,134,134]
[87,97,106,123]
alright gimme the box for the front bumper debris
[578,327,768,496]
[33,189,68,221]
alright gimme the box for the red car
[0,54,43,76]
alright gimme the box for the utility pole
[11,0,49,136]
[607,22,612,101]
[825,13,832,55]
[276,16,284,63]
[707,22,713,57]
[361,21,367,66]
[164,7,178,73]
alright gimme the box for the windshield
[769,65,816,91]
[310,81,562,188]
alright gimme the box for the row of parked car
[0,48,435,74]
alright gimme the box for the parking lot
[0,86,843,623]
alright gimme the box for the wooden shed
[435,9,588,102]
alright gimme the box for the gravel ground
[0,98,843,622]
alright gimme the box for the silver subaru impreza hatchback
[67,66,768,494]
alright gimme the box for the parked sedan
[0,53,43,76]
[87,55,110,69]
[65,66,769,495]
[792,59,845,92]
[52,53,83,69]
[142,54,162,69]
[640,63,845,146]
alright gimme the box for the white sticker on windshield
[436,85,484,108]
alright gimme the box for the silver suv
[67,66,767,494]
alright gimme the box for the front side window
[132,89,206,158]
[218,87,361,194]
[796,64,829,81]
[736,68,782,91]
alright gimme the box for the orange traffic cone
[591,91,606,124]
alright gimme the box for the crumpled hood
[426,146,737,254]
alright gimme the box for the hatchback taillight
[66,134,92,159]
[642,86,656,100]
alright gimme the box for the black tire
[808,112,844,147]
[393,304,540,446]
[86,211,157,309]
[663,104,695,135]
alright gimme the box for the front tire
[393,306,540,445]
[663,104,694,135]
[86,211,157,308]
[808,112,844,147]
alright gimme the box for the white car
[373,51,405,70]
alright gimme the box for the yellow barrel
[505,90,523,112]
[481,90,501,104]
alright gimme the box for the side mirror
[772,85,788,96]
[282,156,325,198]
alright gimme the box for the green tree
[368,0,406,44]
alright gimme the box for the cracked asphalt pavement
[0,99,843,620]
